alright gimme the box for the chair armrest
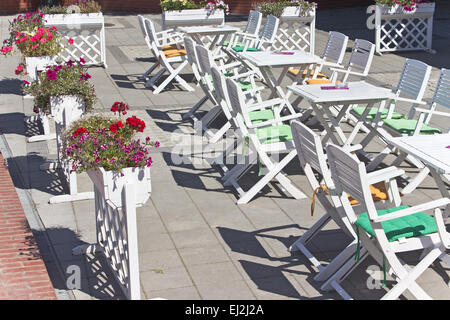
[343,144,363,153]
[229,70,258,80]
[219,61,242,72]
[373,198,450,223]
[322,61,343,68]
[248,112,304,128]
[329,67,366,78]
[366,166,405,185]
[434,207,450,249]
[246,98,284,111]
[415,108,450,117]
[395,97,427,105]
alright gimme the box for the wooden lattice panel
[375,4,435,54]
[273,15,316,55]
[44,13,107,67]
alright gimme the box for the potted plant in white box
[61,104,160,207]
[160,0,228,30]
[22,58,96,122]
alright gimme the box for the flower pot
[25,56,53,81]
[162,9,225,30]
[50,95,85,125]
[44,12,104,25]
[87,166,151,208]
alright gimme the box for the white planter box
[44,13,107,67]
[375,3,435,53]
[280,6,315,19]
[162,9,224,30]
[49,95,85,124]
[25,56,54,81]
[88,166,151,208]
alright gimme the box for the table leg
[310,102,342,145]
[321,103,350,146]
[260,66,296,115]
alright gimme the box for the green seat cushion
[200,72,234,86]
[248,109,275,124]
[231,46,260,52]
[237,80,253,91]
[352,107,405,120]
[256,124,293,144]
[355,205,437,242]
[383,119,441,135]
[222,41,245,47]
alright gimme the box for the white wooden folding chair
[137,15,184,82]
[209,65,279,175]
[287,31,348,83]
[143,18,193,94]
[289,120,404,298]
[362,67,448,194]
[324,143,450,300]
[222,77,306,204]
[222,10,262,51]
[223,15,280,77]
[193,44,265,143]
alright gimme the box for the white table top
[387,133,450,174]
[238,50,322,67]
[178,25,239,35]
[288,81,396,104]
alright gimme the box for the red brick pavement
[0,152,57,300]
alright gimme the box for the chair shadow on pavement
[7,153,70,196]
[0,78,24,96]
[31,227,126,300]
[217,225,346,300]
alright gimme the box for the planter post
[39,96,95,204]
[44,13,107,67]
[25,56,58,143]
[374,3,435,54]
[72,181,141,300]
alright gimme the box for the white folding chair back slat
[347,39,375,76]
[245,10,263,36]
[322,31,348,64]
[432,68,450,110]
[396,59,431,100]
[258,15,280,48]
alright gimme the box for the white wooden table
[178,25,239,52]
[387,133,450,198]
[239,50,322,114]
[288,81,396,147]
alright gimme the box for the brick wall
[1,0,373,14]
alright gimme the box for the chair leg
[209,121,231,144]
[183,96,208,121]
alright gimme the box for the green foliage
[61,114,159,173]
[39,0,102,14]
[160,0,205,11]
[255,0,316,18]
[22,59,97,115]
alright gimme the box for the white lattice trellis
[272,7,316,55]
[44,13,107,67]
[73,182,141,300]
[375,3,435,54]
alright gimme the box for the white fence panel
[44,13,107,67]
[375,3,435,54]
[73,182,141,300]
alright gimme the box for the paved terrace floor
[0,4,449,299]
